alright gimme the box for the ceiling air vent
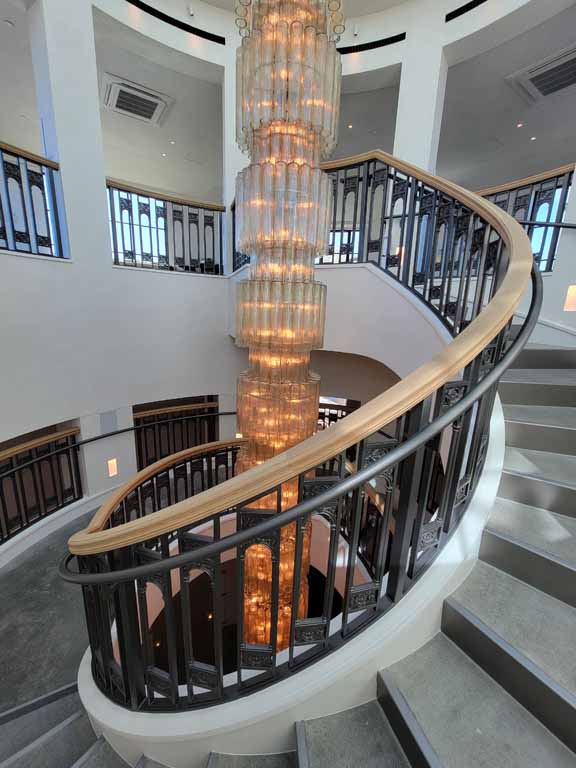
[506,45,576,103]
[101,73,173,126]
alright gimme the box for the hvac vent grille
[506,46,576,103]
[114,89,159,119]
[530,56,576,96]
[101,73,174,126]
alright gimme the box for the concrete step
[503,405,576,456]
[481,499,576,609]
[0,690,81,763]
[499,369,576,407]
[386,634,576,768]
[206,753,296,767]
[444,561,576,751]
[0,711,96,768]
[71,738,131,768]
[297,701,409,768]
[499,447,576,517]
[136,758,171,768]
[511,347,576,370]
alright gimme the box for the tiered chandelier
[234,0,344,649]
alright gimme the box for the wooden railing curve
[69,149,534,557]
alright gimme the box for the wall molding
[125,0,226,45]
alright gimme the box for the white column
[393,30,448,173]
[222,49,248,272]
[28,0,139,493]
[28,0,111,273]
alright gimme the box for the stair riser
[498,471,576,518]
[512,349,576,370]
[504,421,576,456]
[499,382,576,407]
[377,674,443,768]
[442,601,576,754]
[480,530,576,609]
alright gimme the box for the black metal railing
[108,181,224,274]
[481,166,573,272]
[0,142,63,258]
[0,429,82,543]
[61,154,538,713]
[133,401,220,471]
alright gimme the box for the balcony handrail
[106,177,225,213]
[61,264,542,586]
[476,162,575,197]
[0,426,79,463]
[67,149,534,558]
[0,140,59,171]
[85,438,247,536]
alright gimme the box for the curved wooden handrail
[0,427,79,463]
[0,140,59,171]
[85,439,247,535]
[69,149,534,557]
[476,162,575,197]
[106,177,226,213]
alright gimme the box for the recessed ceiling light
[161,152,167,157]
[347,123,353,129]
[516,122,524,128]
[169,140,176,145]
[530,136,537,141]
[2,19,15,28]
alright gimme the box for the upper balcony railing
[0,141,63,258]
[61,149,539,714]
[107,179,225,275]
[478,164,574,273]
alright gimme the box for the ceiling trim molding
[338,32,406,56]
[446,0,489,23]
[125,0,226,45]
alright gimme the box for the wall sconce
[564,285,576,312]
[107,458,119,478]
[236,432,244,439]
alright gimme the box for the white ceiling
[1,1,575,199]
[0,3,224,202]
[203,0,407,16]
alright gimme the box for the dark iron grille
[531,58,576,96]
[115,90,158,119]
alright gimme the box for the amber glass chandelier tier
[236,161,332,256]
[234,0,344,650]
[236,279,327,350]
[235,13,342,157]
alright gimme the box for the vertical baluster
[386,400,431,602]
[341,441,366,636]
[113,548,146,710]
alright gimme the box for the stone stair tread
[0,691,81,763]
[387,634,576,768]
[489,497,576,566]
[301,701,409,768]
[0,711,96,768]
[207,754,296,767]
[451,560,576,696]
[501,369,576,386]
[71,737,131,768]
[137,758,171,768]
[503,447,576,488]
[503,405,576,429]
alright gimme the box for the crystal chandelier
[234,0,344,650]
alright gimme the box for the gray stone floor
[0,513,93,714]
